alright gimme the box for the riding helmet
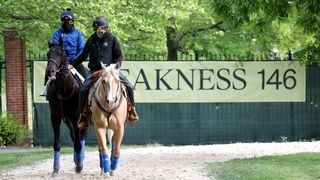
[92,17,108,28]
[60,8,75,21]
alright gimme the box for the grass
[0,146,97,172]
[0,148,52,171]
[207,152,320,180]
[0,143,163,172]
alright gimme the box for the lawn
[0,147,74,171]
[0,144,156,172]
[207,152,320,180]
[0,146,97,172]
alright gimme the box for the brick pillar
[4,30,28,128]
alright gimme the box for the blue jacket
[52,27,85,63]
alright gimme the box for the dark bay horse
[45,43,87,175]
[89,63,128,176]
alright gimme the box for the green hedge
[0,113,26,146]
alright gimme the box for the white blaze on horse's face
[107,75,115,104]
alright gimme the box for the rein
[57,72,76,101]
[48,58,76,101]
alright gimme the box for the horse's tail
[107,128,114,151]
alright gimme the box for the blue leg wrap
[53,151,60,171]
[111,156,120,171]
[99,149,103,169]
[111,144,115,155]
[74,153,83,167]
[110,144,115,162]
[73,151,76,164]
[80,140,85,162]
[74,140,85,167]
[102,154,111,173]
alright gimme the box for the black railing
[0,61,5,112]
[25,52,291,61]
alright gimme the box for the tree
[102,0,227,60]
[0,0,316,62]
[0,0,227,61]
[203,0,320,63]
[0,0,113,54]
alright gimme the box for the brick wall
[4,30,28,128]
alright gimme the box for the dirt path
[1,141,320,180]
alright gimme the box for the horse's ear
[58,37,63,48]
[48,40,53,48]
[100,62,105,69]
[110,63,118,69]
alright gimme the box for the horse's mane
[104,68,120,82]
[47,44,68,66]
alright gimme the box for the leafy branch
[178,21,225,42]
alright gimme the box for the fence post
[0,62,3,113]
[3,29,28,130]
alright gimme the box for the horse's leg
[98,146,103,173]
[80,128,87,167]
[65,119,75,142]
[94,124,111,175]
[107,129,114,152]
[51,113,62,176]
[80,126,88,164]
[70,115,85,173]
[110,125,124,176]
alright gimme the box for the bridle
[47,48,75,101]
[93,68,124,121]
[48,58,67,76]
[48,58,60,68]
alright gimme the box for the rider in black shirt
[70,17,139,129]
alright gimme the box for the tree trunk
[194,50,199,61]
[166,27,178,61]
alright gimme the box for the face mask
[96,31,105,39]
[62,24,73,32]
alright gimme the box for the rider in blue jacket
[51,8,87,78]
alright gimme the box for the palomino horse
[45,44,87,175]
[89,63,127,176]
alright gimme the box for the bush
[0,113,26,146]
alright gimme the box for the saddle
[70,68,85,85]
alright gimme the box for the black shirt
[72,31,122,71]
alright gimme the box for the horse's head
[101,64,120,108]
[46,43,68,80]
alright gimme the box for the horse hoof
[110,171,115,176]
[101,172,110,177]
[75,166,83,173]
[51,169,59,177]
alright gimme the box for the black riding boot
[78,72,95,129]
[79,90,88,113]
[78,88,89,129]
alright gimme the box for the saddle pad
[92,69,104,81]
